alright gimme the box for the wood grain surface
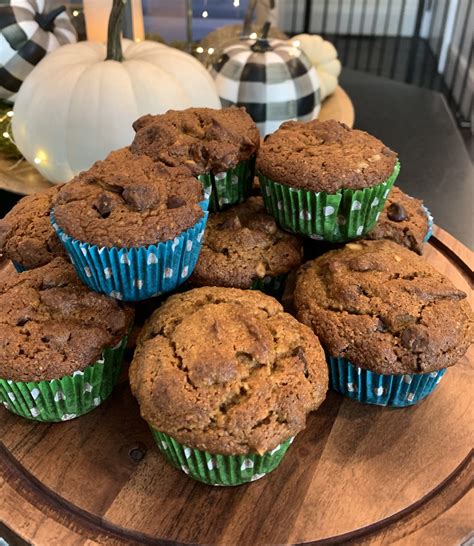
[0,86,355,197]
[0,226,472,546]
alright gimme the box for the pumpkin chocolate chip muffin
[130,286,328,485]
[257,119,399,242]
[131,107,260,211]
[0,257,134,422]
[294,239,473,407]
[365,186,433,254]
[51,147,208,301]
[0,186,66,271]
[190,196,303,297]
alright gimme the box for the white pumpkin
[12,17,220,182]
[292,34,341,101]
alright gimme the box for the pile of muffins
[0,107,472,487]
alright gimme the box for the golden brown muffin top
[0,258,134,382]
[130,107,260,175]
[130,287,328,455]
[191,197,303,289]
[257,119,397,192]
[294,240,473,374]
[53,148,204,248]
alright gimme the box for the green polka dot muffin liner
[328,355,446,407]
[259,161,400,243]
[251,274,287,300]
[197,156,255,212]
[151,429,294,486]
[0,336,127,422]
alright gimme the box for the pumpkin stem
[250,22,272,52]
[34,6,66,32]
[242,0,258,37]
[106,0,127,62]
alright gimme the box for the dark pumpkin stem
[242,0,258,37]
[106,0,127,61]
[35,6,66,32]
[250,22,272,52]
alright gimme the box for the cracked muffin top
[190,197,303,289]
[130,107,260,176]
[52,148,204,248]
[257,119,397,192]
[294,240,473,374]
[0,186,66,270]
[0,257,134,382]
[129,287,328,455]
[365,186,431,254]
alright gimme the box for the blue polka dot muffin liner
[327,356,446,407]
[422,204,434,243]
[50,211,208,301]
[197,156,256,212]
[0,335,127,422]
[258,161,400,243]
[151,429,294,486]
[12,261,26,273]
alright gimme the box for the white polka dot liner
[197,156,255,212]
[327,355,446,407]
[50,212,208,302]
[151,429,295,486]
[258,161,400,243]
[0,336,127,422]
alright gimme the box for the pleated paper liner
[259,161,400,243]
[151,429,294,486]
[197,156,256,212]
[51,212,208,301]
[327,355,446,407]
[251,274,287,300]
[0,336,127,422]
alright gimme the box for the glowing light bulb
[292,40,301,47]
[249,32,257,39]
[72,9,79,17]
[2,132,9,139]
[7,111,13,118]
[233,0,240,6]
[207,47,214,54]
[202,10,208,18]
[34,157,42,164]
[196,46,204,53]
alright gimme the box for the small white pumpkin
[12,0,220,183]
[292,34,341,101]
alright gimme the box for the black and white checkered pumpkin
[211,35,321,136]
[0,0,77,102]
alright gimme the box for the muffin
[130,286,328,485]
[130,107,260,211]
[51,148,208,301]
[257,119,400,242]
[0,186,66,271]
[294,240,473,407]
[365,186,433,254]
[0,257,134,422]
[190,196,303,298]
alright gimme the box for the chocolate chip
[93,193,113,218]
[387,203,407,222]
[218,215,242,230]
[167,196,185,209]
[401,325,429,353]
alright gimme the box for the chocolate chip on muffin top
[365,186,430,254]
[130,107,260,176]
[191,197,303,289]
[257,119,397,192]
[294,240,473,374]
[0,257,134,382]
[52,147,204,248]
[0,186,66,269]
[129,287,328,455]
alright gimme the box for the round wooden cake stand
[0,226,472,546]
[0,87,354,198]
